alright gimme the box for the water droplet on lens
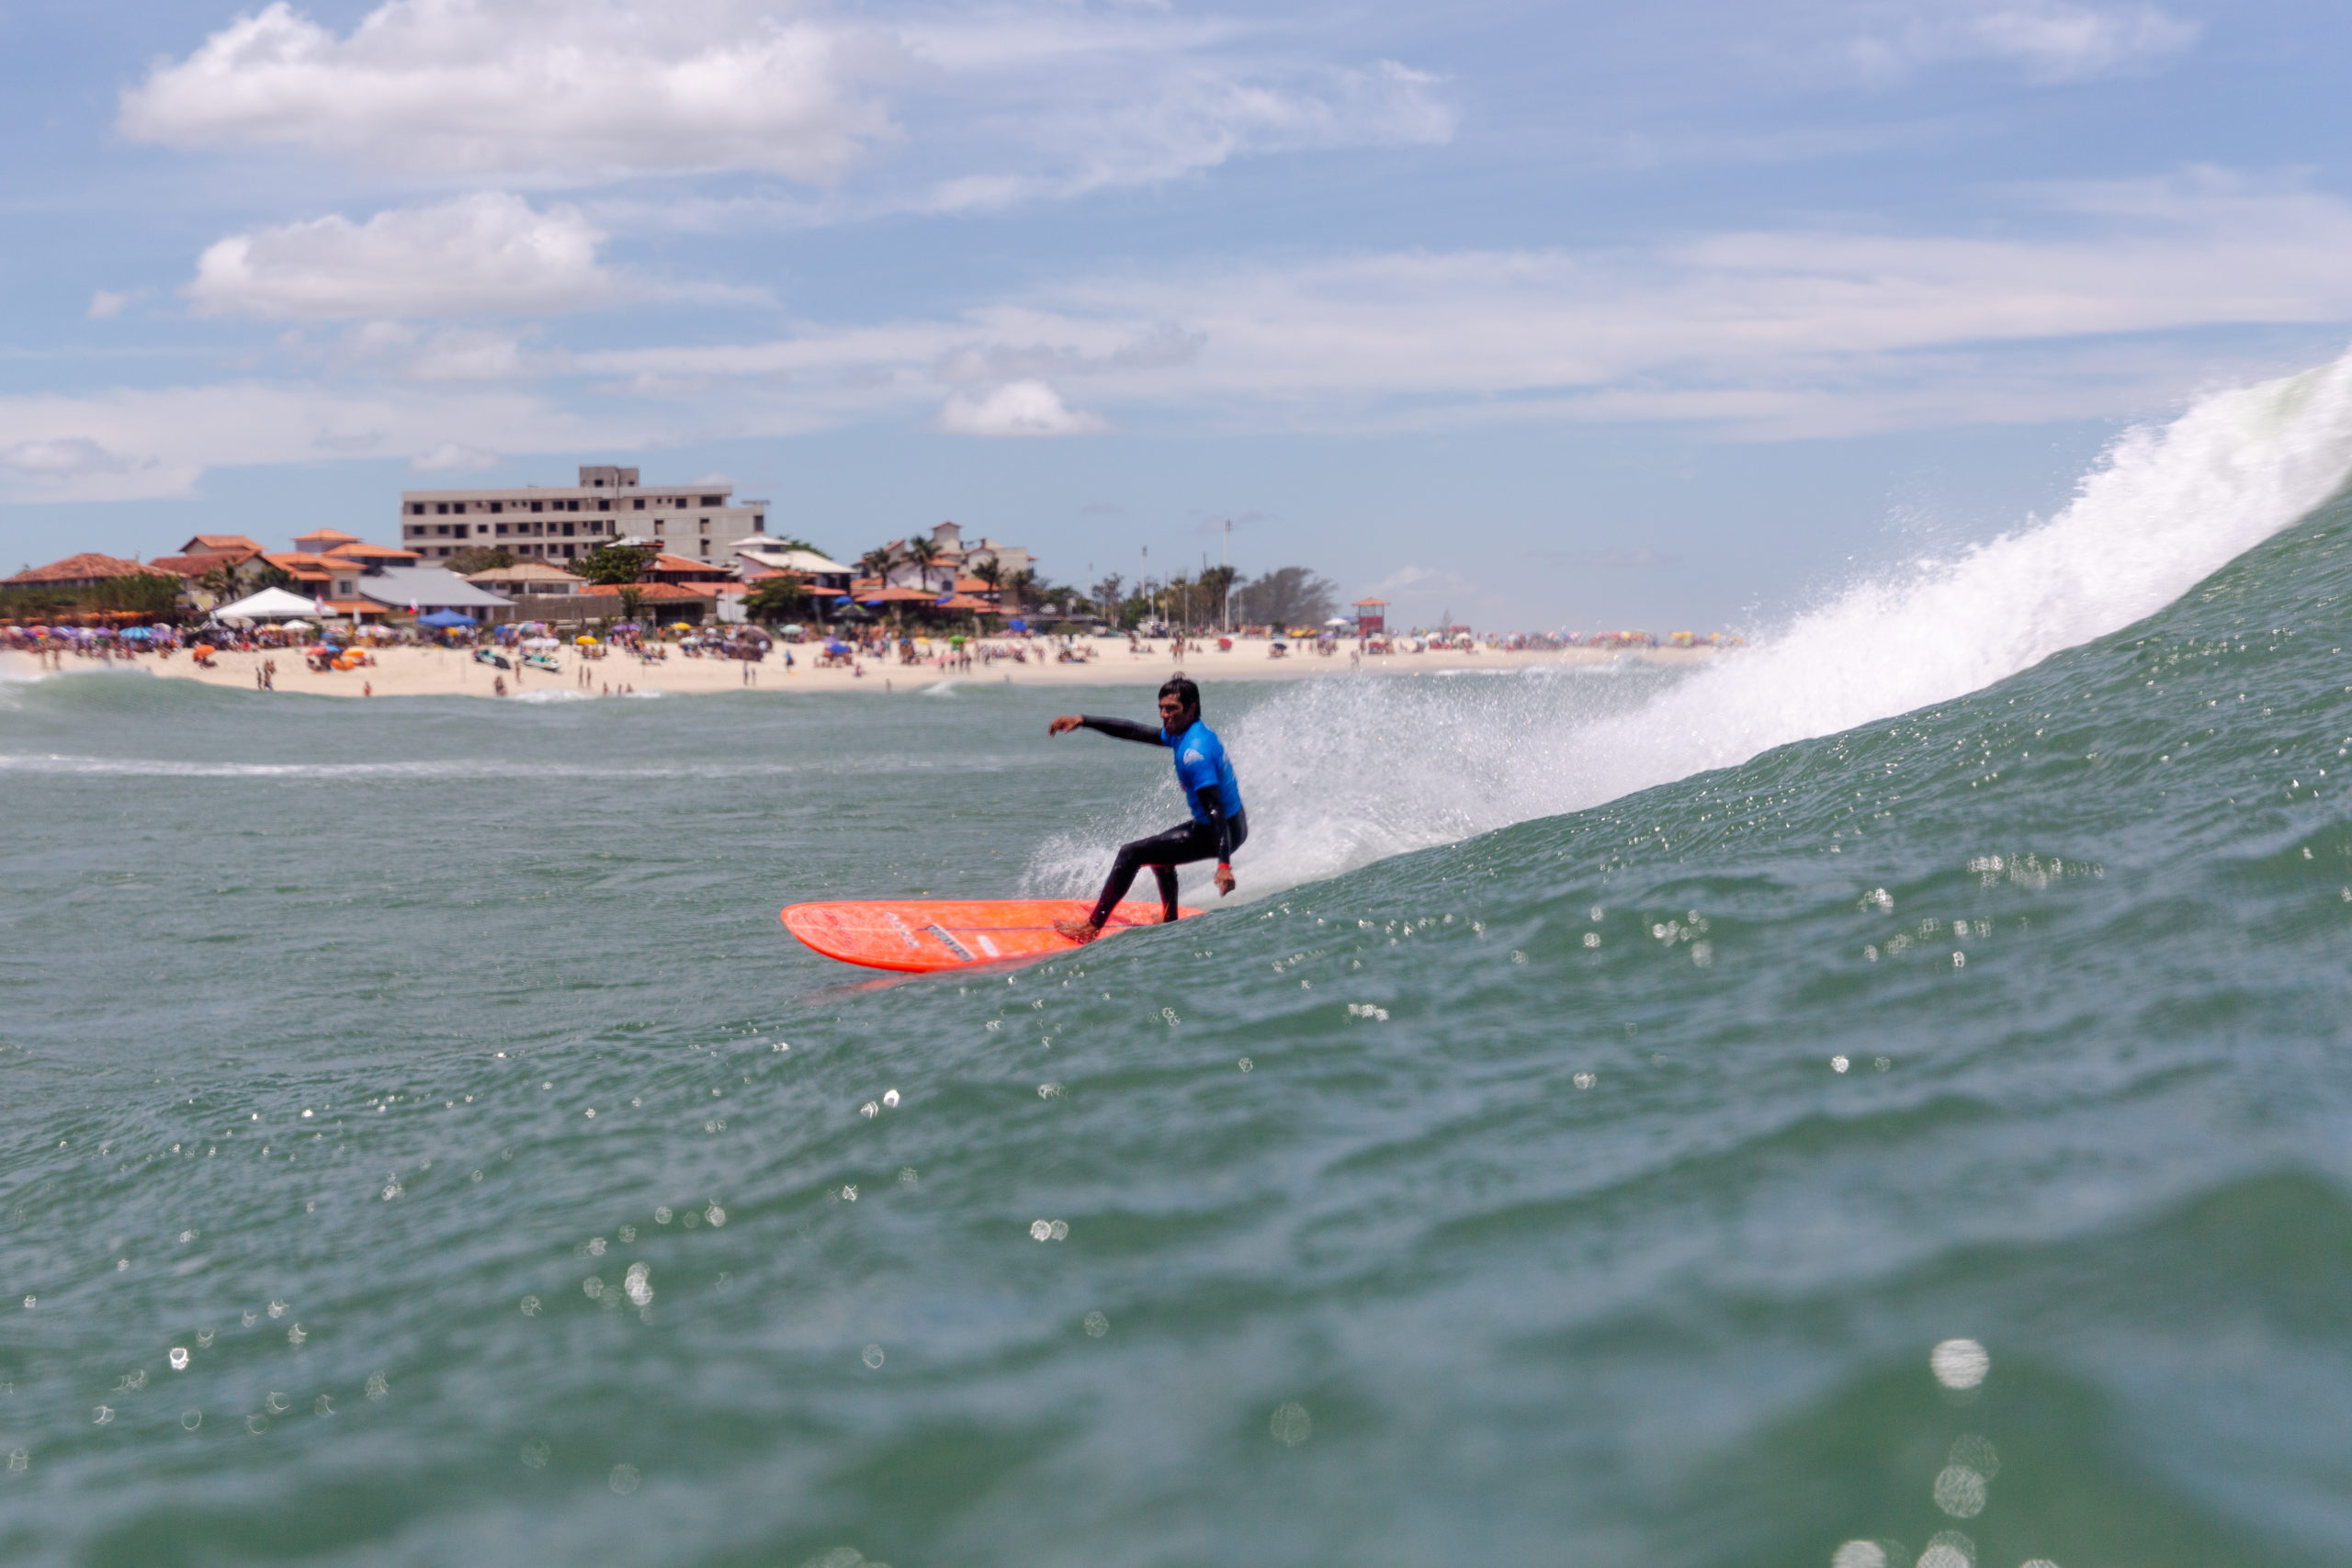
[520,1438,549,1469]
[1082,1312,1108,1337]
[608,1463,639,1495]
[1830,1544,1886,1568]
[169,1348,188,1371]
[1930,1338,1989,1390]
[1915,1529,1973,1568]
[862,1344,885,1369]
[1932,1464,1987,1517]
[1269,1402,1312,1446]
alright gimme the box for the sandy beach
[8,638,1720,699]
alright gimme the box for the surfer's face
[1159,694,1194,732]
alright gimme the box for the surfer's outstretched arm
[1048,714,1165,745]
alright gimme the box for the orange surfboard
[782,899,1204,973]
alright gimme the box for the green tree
[571,544,658,585]
[447,546,518,575]
[197,560,242,606]
[616,585,647,625]
[95,571,183,619]
[1004,568,1035,613]
[252,559,295,592]
[743,574,811,623]
[856,546,894,586]
[902,535,941,591]
[971,557,1004,604]
[1232,567,1338,629]
[1193,564,1237,628]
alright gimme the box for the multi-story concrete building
[399,464,770,567]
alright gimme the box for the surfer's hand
[1215,865,1236,896]
[1048,715,1083,735]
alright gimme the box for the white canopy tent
[212,587,323,624]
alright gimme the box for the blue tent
[416,609,476,628]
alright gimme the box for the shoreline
[4,640,1721,700]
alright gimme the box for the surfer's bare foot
[1053,919,1100,944]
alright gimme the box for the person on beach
[1046,676,1245,943]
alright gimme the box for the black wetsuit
[1079,715,1250,925]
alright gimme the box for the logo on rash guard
[1182,749,1204,763]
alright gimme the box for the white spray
[1032,353,2352,898]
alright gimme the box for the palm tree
[856,547,893,591]
[902,536,941,592]
[1006,569,1035,615]
[972,556,1004,606]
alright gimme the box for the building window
[598,499,611,512]
[490,502,503,514]
[562,522,574,536]
[563,544,576,558]
[435,502,449,514]
[752,515,764,532]
[478,524,491,536]
[700,495,722,507]
[531,501,543,513]
[653,520,665,534]
[633,499,645,510]
[410,502,424,515]
[496,524,509,536]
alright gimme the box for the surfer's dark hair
[1159,676,1200,711]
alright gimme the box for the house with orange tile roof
[323,540,422,568]
[4,552,164,588]
[176,534,266,560]
[290,528,362,554]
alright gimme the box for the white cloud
[1851,0,2198,85]
[188,193,617,320]
[575,169,2352,440]
[21,169,2352,501]
[938,379,1110,436]
[0,380,618,502]
[119,1,1451,211]
[412,442,501,471]
[86,291,136,321]
[120,0,900,185]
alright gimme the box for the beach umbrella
[416,609,475,628]
[282,618,312,631]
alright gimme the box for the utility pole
[1221,519,1232,633]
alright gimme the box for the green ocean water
[8,360,2352,1567]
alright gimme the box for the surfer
[1046,677,1246,942]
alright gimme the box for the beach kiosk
[1352,597,1389,636]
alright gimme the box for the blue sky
[3,0,2347,629]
